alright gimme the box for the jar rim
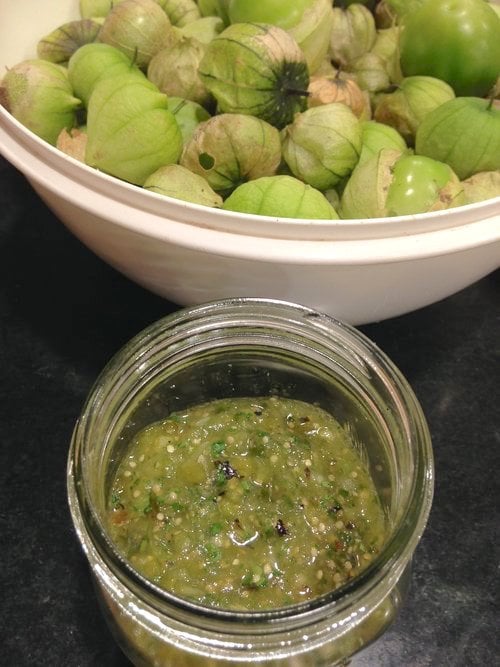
[68,297,434,626]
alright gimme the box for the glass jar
[67,298,434,667]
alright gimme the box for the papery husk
[287,0,334,75]
[85,73,183,185]
[416,97,500,180]
[374,76,455,146]
[180,16,225,44]
[37,19,102,63]
[281,102,363,190]
[68,42,144,108]
[143,164,223,207]
[308,75,369,119]
[340,148,402,218]
[148,37,210,107]
[461,171,500,204]
[347,52,391,94]
[0,59,81,145]
[358,119,407,166]
[329,4,376,67]
[162,0,201,26]
[197,0,230,25]
[167,96,211,144]
[222,175,338,219]
[79,0,167,19]
[98,0,177,69]
[373,1,398,28]
[180,113,281,193]
[56,126,88,162]
[198,23,309,129]
[371,26,402,84]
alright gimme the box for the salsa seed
[123,470,132,478]
[316,570,324,580]
[344,561,353,571]
[174,517,182,525]
[263,563,273,575]
[156,512,165,521]
[152,484,161,495]
[304,459,312,467]
[129,460,137,468]
[133,490,141,498]
[166,444,175,453]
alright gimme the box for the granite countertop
[0,157,499,666]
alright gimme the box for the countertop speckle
[0,157,499,666]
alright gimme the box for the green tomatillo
[399,0,500,97]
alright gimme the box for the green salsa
[107,396,387,610]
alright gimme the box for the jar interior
[85,342,409,548]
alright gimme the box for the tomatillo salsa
[107,396,387,610]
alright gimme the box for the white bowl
[1,0,499,325]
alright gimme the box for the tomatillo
[399,0,500,97]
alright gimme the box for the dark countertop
[0,156,499,667]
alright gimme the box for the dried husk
[85,73,182,185]
[461,171,500,204]
[148,37,210,107]
[98,0,177,69]
[287,0,334,75]
[0,59,81,145]
[198,23,309,129]
[329,4,376,67]
[281,103,363,190]
[180,113,281,193]
[374,76,455,145]
[56,126,88,162]
[222,175,338,219]
[143,164,223,207]
[308,75,369,119]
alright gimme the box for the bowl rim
[1,106,500,265]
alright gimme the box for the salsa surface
[108,396,386,610]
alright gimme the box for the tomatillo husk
[287,0,334,75]
[0,59,81,145]
[461,171,500,204]
[37,19,102,64]
[198,22,309,129]
[222,175,339,219]
[180,113,281,193]
[281,102,362,190]
[162,0,201,26]
[340,149,465,218]
[98,0,177,69]
[358,120,407,166]
[147,37,211,107]
[329,3,376,67]
[374,76,455,146]
[144,164,223,206]
[167,97,211,144]
[68,43,143,108]
[85,73,182,185]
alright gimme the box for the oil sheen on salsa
[108,396,387,610]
